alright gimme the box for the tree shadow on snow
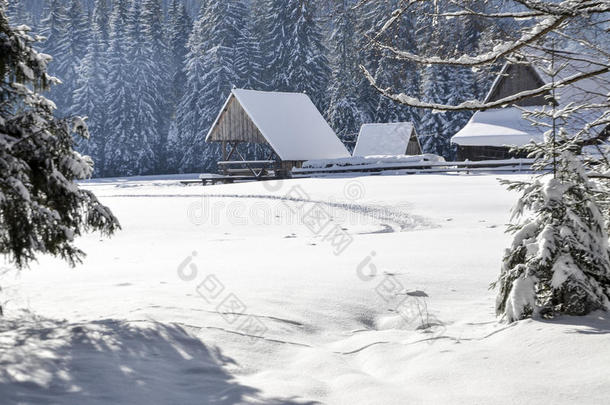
[0,315,319,405]
[539,311,610,335]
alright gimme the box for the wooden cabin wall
[210,96,268,144]
[406,134,422,155]
[487,64,549,106]
[457,145,516,161]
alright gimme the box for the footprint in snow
[359,223,394,235]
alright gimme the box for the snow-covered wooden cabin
[352,122,422,157]
[206,89,350,177]
[451,57,610,161]
[451,63,549,161]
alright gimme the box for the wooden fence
[292,158,536,177]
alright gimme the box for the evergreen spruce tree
[326,0,363,144]
[370,4,420,126]
[174,2,209,172]
[0,4,119,271]
[63,0,90,112]
[142,0,171,173]
[354,0,405,124]
[176,0,251,173]
[40,0,70,111]
[121,0,157,175]
[241,1,264,89]
[166,0,192,172]
[251,0,276,89]
[236,2,266,159]
[238,17,265,91]
[6,0,32,27]
[471,2,512,100]
[419,64,452,157]
[93,0,110,45]
[493,54,610,322]
[167,0,192,115]
[411,3,457,159]
[265,0,330,110]
[438,12,477,152]
[72,0,110,176]
[104,0,133,176]
[443,66,475,157]
[285,0,330,110]
[494,147,610,321]
[456,1,487,99]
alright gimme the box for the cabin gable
[406,130,422,155]
[208,95,268,145]
[485,63,549,106]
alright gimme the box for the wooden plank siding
[406,132,423,155]
[209,95,269,145]
[456,145,530,161]
[485,63,550,106]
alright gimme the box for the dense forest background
[6,0,510,177]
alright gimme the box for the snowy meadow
[2,174,609,404]
[2,0,610,404]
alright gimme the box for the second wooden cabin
[452,54,610,161]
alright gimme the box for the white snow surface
[451,107,545,147]
[352,122,415,157]
[207,89,350,161]
[2,174,610,404]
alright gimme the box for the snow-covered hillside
[1,174,609,404]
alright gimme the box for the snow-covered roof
[453,51,610,148]
[352,122,417,157]
[206,89,350,161]
[452,107,545,147]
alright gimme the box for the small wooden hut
[205,89,350,177]
[452,56,610,161]
[452,62,550,161]
[352,122,422,157]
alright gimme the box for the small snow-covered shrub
[493,151,610,322]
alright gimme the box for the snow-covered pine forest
[6,0,501,177]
